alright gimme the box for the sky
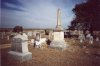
[1,0,87,29]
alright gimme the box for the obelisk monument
[50,8,67,50]
[56,8,62,30]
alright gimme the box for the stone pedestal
[50,30,68,50]
[50,40,67,50]
[8,51,32,61]
[8,33,32,61]
[53,31,64,41]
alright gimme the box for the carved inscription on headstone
[11,38,22,52]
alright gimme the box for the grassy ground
[1,38,100,66]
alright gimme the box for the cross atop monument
[56,8,63,30]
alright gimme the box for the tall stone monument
[56,8,62,30]
[50,8,68,50]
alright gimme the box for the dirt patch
[1,38,100,66]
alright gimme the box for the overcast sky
[1,0,87,29]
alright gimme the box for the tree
[13,26,23,33]
[69,0,100,34]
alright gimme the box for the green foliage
[69,0,100,31]
[13,26,23,33]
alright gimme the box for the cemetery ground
[1,38,100,66]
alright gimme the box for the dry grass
[1,38,100,66]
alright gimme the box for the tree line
[69,0,100,34]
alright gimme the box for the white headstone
[96,37,99,42]
[86,33,93,44]
[78,33,85,43]
[89,36,93,44]
[1,32,5,39]
[27,31,33,37]
[8,33,32,61]
[7,35,10,40]
[34,33,46,48]
[86,33,91,40]
[31,39,34,44]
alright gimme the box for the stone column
[56,8,62,30]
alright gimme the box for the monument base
[8,51,32,61]
[50,41,68,50]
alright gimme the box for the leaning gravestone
[8,33,32,61]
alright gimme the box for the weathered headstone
[35,33,41,48]
[7,35,10,40]
[89,36,93,44]
[27,31,33,37]
[0,33,3,39]
[34,33,46,48]
[30,39,35,45]
[8,33,32,61]
[95,36,100,45]
[86,33,93,44]
[96,37,99,42]
[1,32,5,39]
[86,33,91,40]
[78,33,85,43]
